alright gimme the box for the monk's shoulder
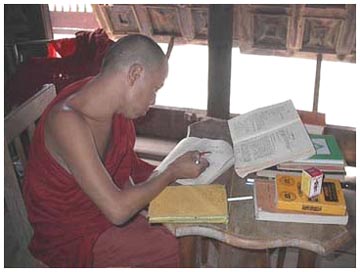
[45,102,91,143]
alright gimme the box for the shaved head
[101,34,166,74]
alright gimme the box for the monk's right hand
[166,150,209,181]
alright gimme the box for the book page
[233,121,315,177]
[228,100,299,143]
[155,137,234,185]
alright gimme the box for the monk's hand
[167,150,209,180]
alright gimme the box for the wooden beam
[5,84,56,142]
[40,4,54,40]
[236,5,253,52]
[132,5,153,36]
[50,11,99,30]
[312,53,322,112]
[336,4,356,59]
[179,236,197,267]
[287,5,305,51]
[178,6,195,41]
[324,124,356,167]
[207,5,233,120]
[297,249,317,268]
[4,139,33,249]
[92,5,115,39]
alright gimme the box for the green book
[294,134,345,165]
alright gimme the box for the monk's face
[126,59,168,118]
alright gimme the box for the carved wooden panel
[192,7,209,40]
[94,5,140,35]
[93,4,356,62]
[94,4,210,45]
[253,14,288,50]
[109,5,139,34]
[241,4,355,62]
[302,18,342,53]
[147,6,181,37]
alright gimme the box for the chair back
[4,84,56,250]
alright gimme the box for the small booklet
[148,184,229,224]
[155,100,315,183]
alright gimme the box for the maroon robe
[23,77,179,267]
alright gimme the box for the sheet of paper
[155,137,234,185]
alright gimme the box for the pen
[195,151,212,165]
[227,196,253,202]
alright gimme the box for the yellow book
[275,175,346,215]
[148,184,229,224]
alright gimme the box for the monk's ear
[127,63,143,86]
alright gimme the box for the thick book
[279,134,345,167]
[228,100,315,177]
[155,100,315,183]
[148,184,228,224]
[253,179,348,225]
[275,175,347,216]
[256,166,346,181]
[277,163,346,173]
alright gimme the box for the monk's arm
[47,111,207,225]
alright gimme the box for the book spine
[276,200,346,215]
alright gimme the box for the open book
[228,100,315,177]
[155,137,234,185]
[155,100,316,184]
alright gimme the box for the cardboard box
[301,167,324,198]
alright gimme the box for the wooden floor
[4,187,356,268]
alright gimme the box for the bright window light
[156,44,357,128]
[318,61,357,127]
[156,43,208,110]
[230,53,315,114]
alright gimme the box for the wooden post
[179,236,197,267]
[207,5,233,120]
[312,53,322,112]
[297,249,317,267]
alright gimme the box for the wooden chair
[4,84,56,267]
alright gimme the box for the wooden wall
[4,4,52,82]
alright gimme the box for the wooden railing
[48,4,93,13]
[134,105,356,167]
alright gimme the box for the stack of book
[253,175,348,225]
[257,134,346,181]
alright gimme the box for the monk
[23,34,209,267]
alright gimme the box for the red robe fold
[23,77,158,267]
[5,29,114,109]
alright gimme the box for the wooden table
[165,118,353,268]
